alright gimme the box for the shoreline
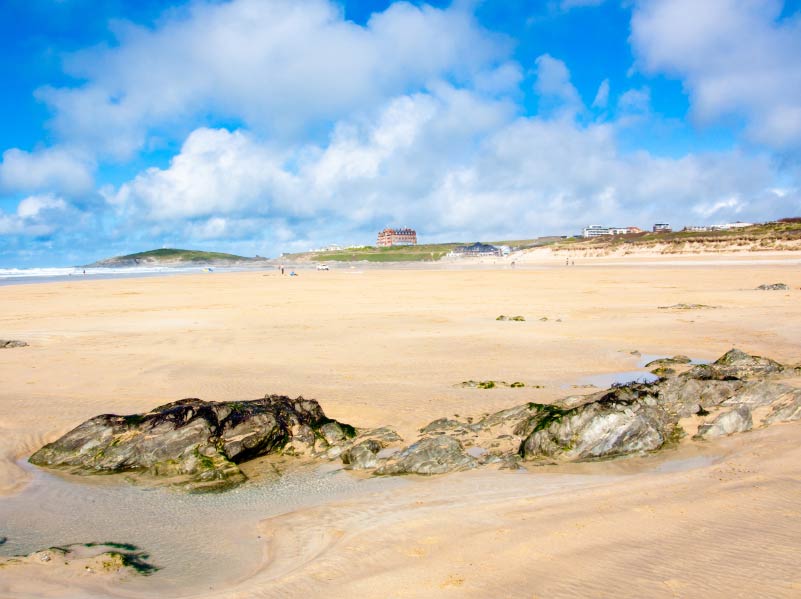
[2,249,801,288]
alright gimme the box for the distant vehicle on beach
[316,264,329,270]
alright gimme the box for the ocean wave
[0,265,211,280]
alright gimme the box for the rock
[658,303,717,310]
[763,389,801,424]
[658,377,744,417]
[694,406,752,438]
[29,395,354,492]
[420,418,462,434]
[0,339,28,348]
[519,390,677,461]
[722,381,794,407]
[319,422,346,445]
[644,355,692,368]
[756,283,789,290]
[650,366,676,378]
[496,315,525,321]
[688,348,784,380]
[355,426,403,445]
[1,542,157,576]
[341,439,382,469]
[374,436,478,475]
[0,536,6,545]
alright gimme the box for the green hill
[282,237,562,263]
[89,248,258,266]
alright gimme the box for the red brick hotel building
[376,227,417,247]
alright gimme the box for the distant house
[653,223,672,233]
[377,227,417,247]
[451,242,501,257]
[710,222,753,231]
[626,226,643,234]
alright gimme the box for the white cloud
[592,79,610,109]
[534,54,583,116]
[616,86,651,126]
[108,128,299,220]
[38,0,508,159]
[631,0,801,151]
[0,194,71,236]
[104,82,798,251]
[0,146,94,195]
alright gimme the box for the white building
[583,225,634,238]
[583,225,610,238]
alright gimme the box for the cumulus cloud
[0,194,72,236]
[104,81,798,252]
[107,128,299,220]
[38,0,508,159]
[534,54,584,117]
[631,0,801,152]
[0,146,94,195]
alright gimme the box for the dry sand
[1,253,800,597]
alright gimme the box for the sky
[1,0,801,266]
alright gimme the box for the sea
[0,265,269,286]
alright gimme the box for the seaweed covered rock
[29,395,353,491]
[519,385,678,461]
[0,339,28,348]
[756,283,789,290]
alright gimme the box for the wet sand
[1,254,800,597]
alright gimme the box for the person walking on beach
[280,264,285,275]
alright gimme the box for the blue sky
[1,0,800,266]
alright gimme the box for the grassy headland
[549,220,801,254]
[88,248,260,267]
[283,236,563,262]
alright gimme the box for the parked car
[316,264,329,270]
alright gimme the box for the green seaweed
[107,551,159,575]
[527,403,571,433]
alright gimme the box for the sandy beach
[1,253,800,598]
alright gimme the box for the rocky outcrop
[518,386,678,461]
[30,395,355,491]
[687,348,783,379]
[756,283,789,290]
[0,339,28,348]
[374,436,477,475]
[694,406,753,439]
[29,349,801,487]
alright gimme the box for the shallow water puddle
[0,460,401,595]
